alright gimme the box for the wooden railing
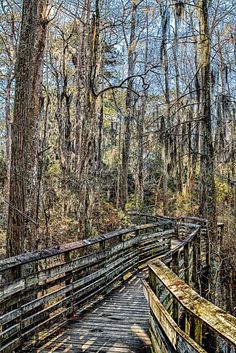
[0,219,174,353]
[127,211,165,225]
[144,219,236,353]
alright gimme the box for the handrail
[144,220,236,353]
[143,281,207,353]
[0,219,174,353]
[148,260,236,346]
[0,221,170,272]
[1,216,232,353]
[127,210,208,224]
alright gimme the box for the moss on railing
[145,220,236,353]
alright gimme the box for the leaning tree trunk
[7,0,49,256]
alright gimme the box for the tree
[7,0,49,256]
[198,0,216,228]
[120,0,137,210]
[1,1,235,314]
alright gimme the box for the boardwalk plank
[36,272,151,353]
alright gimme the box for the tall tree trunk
[116,115,122,209]
[121,0,137,211]
[7,0,49,256]
[199,0,218,311]
[199,0,216,227]
[189,12,200,206]
[4,72,13,219]
[160,3,170,215]
[75,0,93,237]
[231,122,236,217]
[136,105,144,210]
[74,0,92,175]
[136,5,149,210]
[77,0,101,237]
[173,11,183,194]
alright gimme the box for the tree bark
[160,3,170,215]
[199,0,216,228]
[77,0,101,237]
[121,0,137,211]
[136,6,149,211]
[7,0,49,256]
[199,0,218,313]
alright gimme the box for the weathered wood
[184,242,191,284]
[0,236,142,301]
[160,226,201,265]
[194,318,203,346]
[1,216,229,353]
[0,220,173,353]
[143,281,207,353]
[148,260,236,348]
[36,272,151,353]
[144,220,236,353]
[0,221,171,272]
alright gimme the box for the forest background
[0,0,235,311]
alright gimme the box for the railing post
[184,242,190,285]
[100,239,106,251]
[196,229,202,293]
[173,219,179,239]
[64,251,73,317]
[193,317,203,346]
[185,312,191,336]
[204,222,210,269]
[171,250,180,276]
[192,230,201,291]
[201,223,210,299]
[135,229,140,263]
[197,229,202,270]
[171,250,180,324]
[149,268,157,293]
[118,234,123,242]
[166,222,172,251]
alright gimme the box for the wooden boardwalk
[37,271,151,353]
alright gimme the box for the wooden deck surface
[37,272,151,353]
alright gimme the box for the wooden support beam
[184,242,191,285]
